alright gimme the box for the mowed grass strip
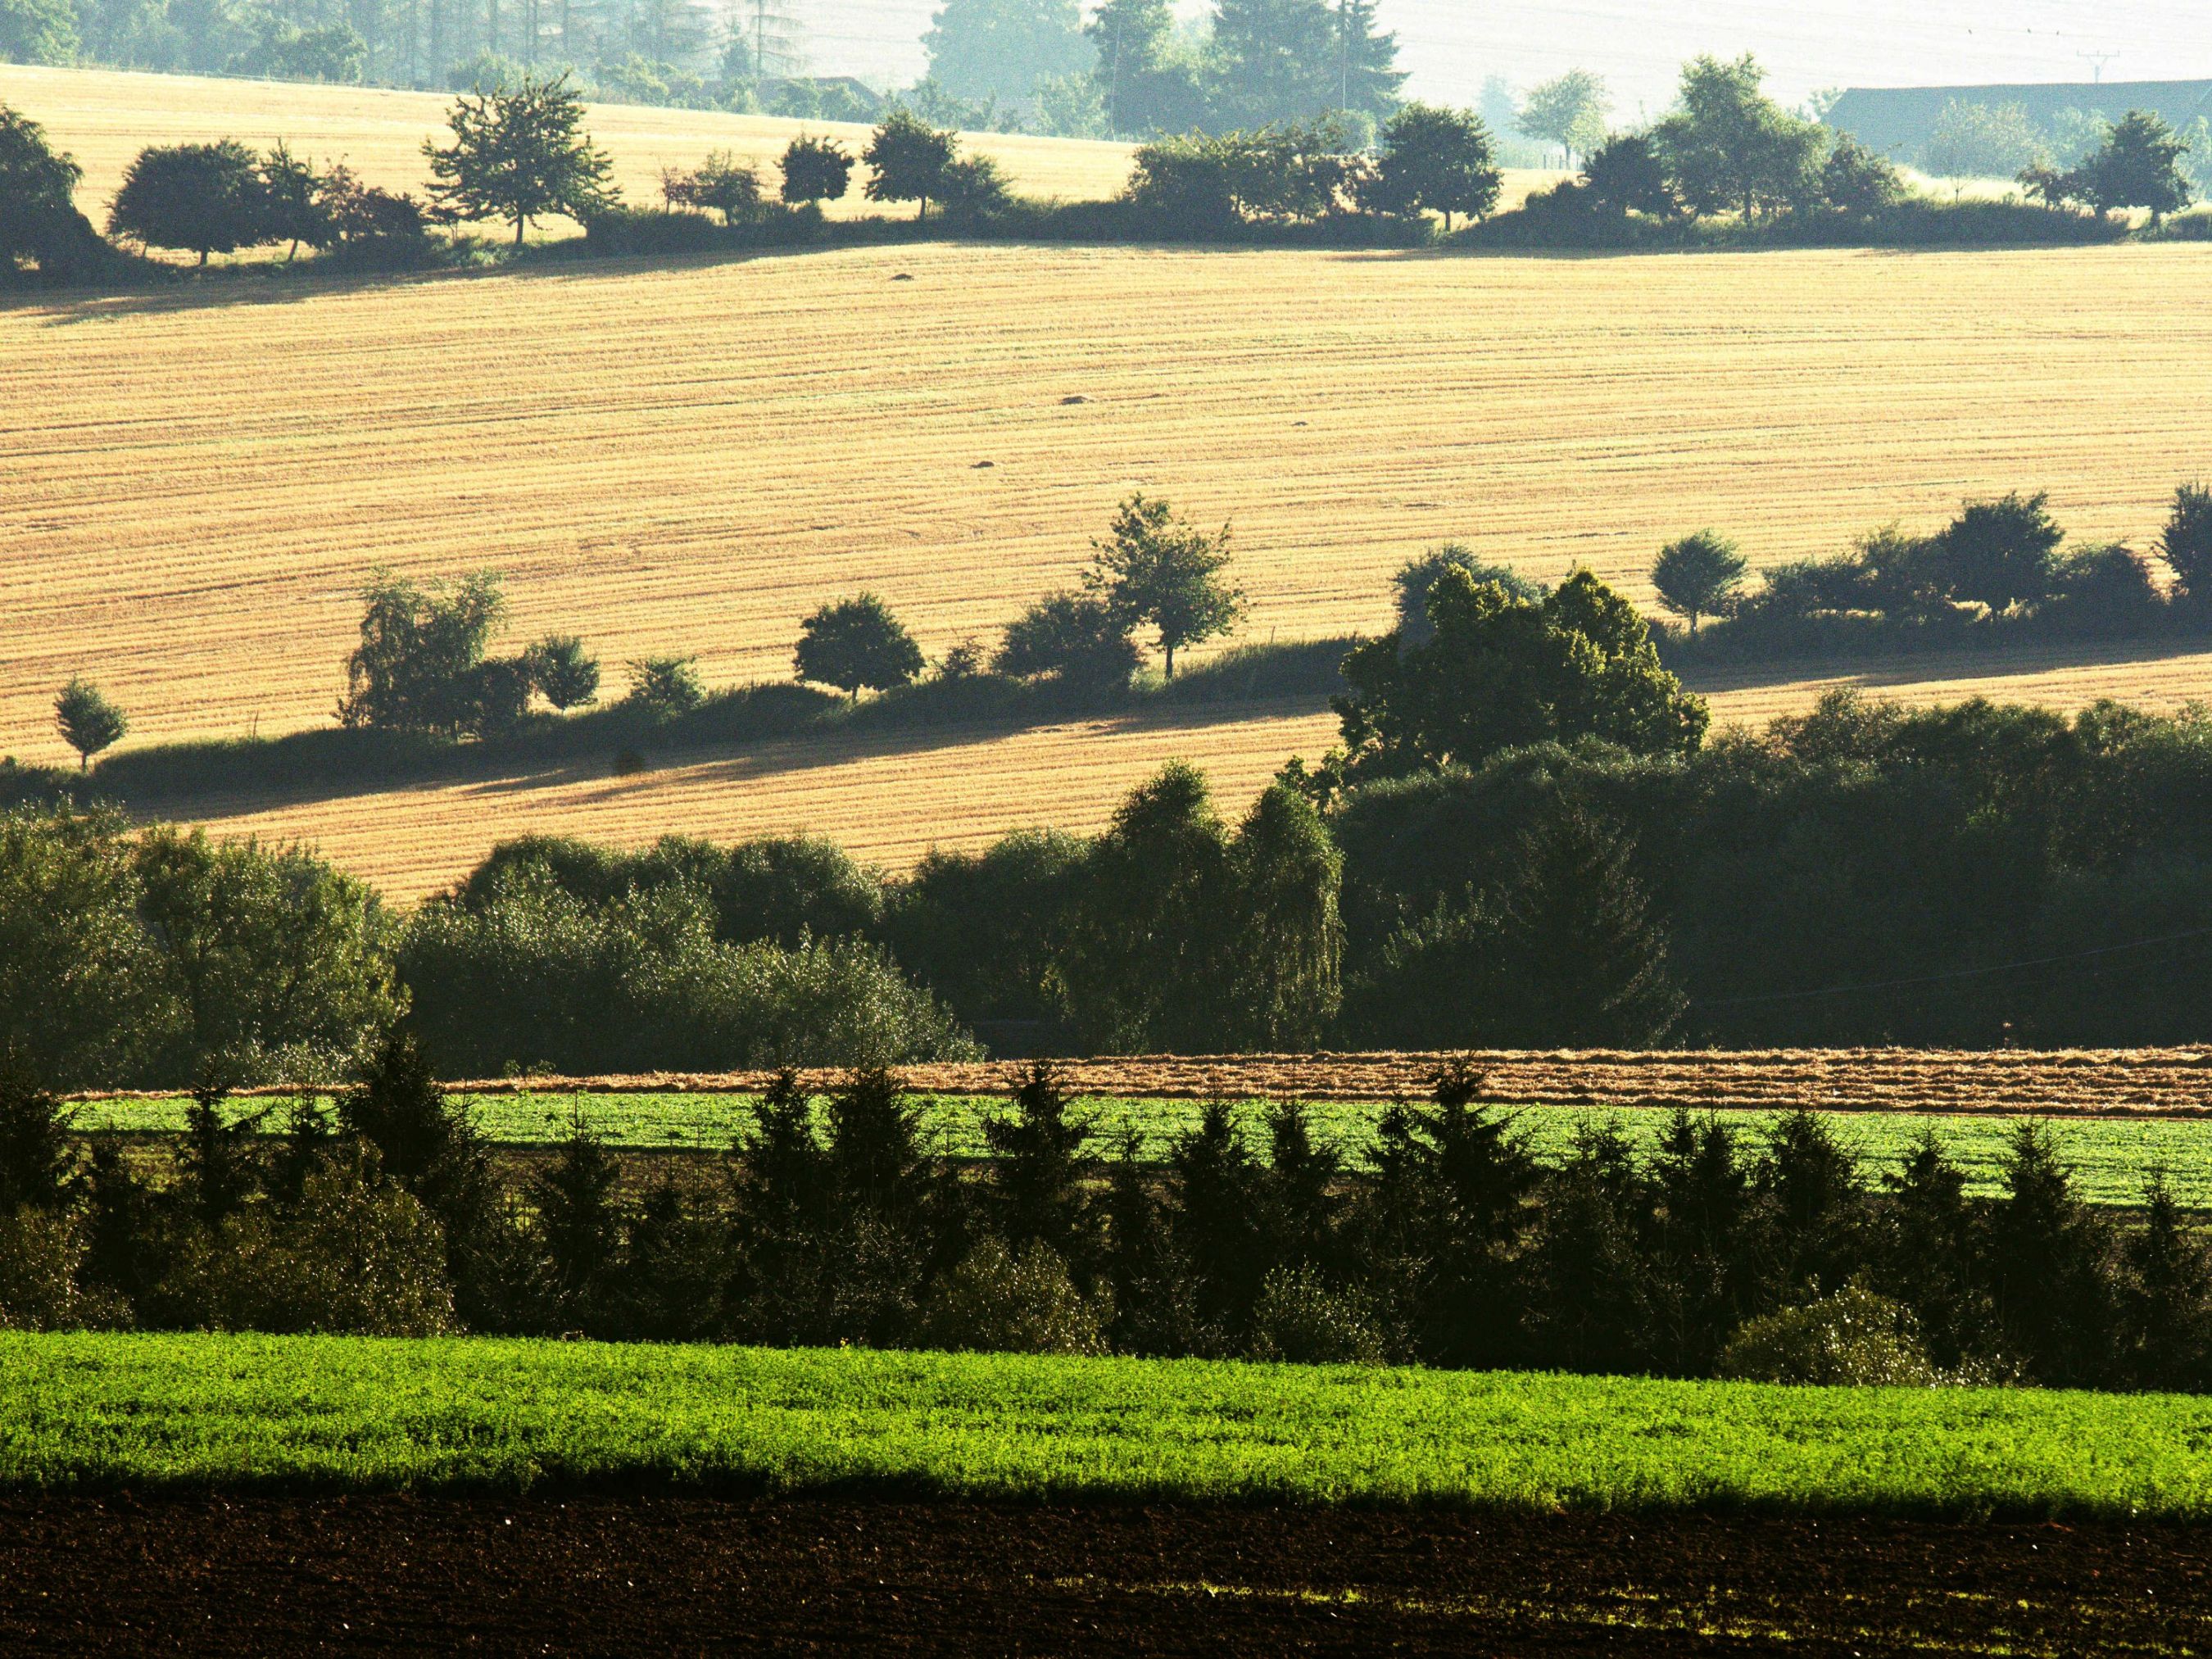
[74,1091,2212,1208]
[2,1331,2209,1516]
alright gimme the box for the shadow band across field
[68,632,2212,845]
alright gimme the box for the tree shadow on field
[1676,635,2212,705]
[6,263,470,324]
[119,694,1331,832]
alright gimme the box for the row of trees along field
[1647,486,2212,660]
[2,1054,2210,1398]
[24,546,2212,1084]
[8,55,2203,281]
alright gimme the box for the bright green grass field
[3,1332,2210,1517]
[75,1092,2212,1208]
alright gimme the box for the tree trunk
[514,215,527,247]
[1164,643,1176,679]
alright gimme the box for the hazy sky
[791,1,2212,115]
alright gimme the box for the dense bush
[397,859,974,1076]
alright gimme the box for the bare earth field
[2,1494,2205,1656]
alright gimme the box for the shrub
[995,592,1140,691]
[625,655,705,718]
[158,1156,455,1335]
[662,151,760,223]
[0,1208,107,1330]
[1392,546,1542,646]
[1719,1283,1939,1385]
[524,635,601,710]
[2160,483,2212,601]
[1247,1263,1384,1364]
[922,1239,1106,1354]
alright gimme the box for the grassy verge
[74,1091,2212,1207]
[2,1331,2208,1516]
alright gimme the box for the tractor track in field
[2,1494,2207,1655]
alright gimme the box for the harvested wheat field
[7,239,2212,761]
[0,63,1141,229]
[179,700,1344,900]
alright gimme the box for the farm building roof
[1828,79,2212,157]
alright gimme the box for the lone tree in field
[524,635,601,710]
[2160,483,2212,602]
[1365,103,1502,230]
[795,595,927,700]
[54,678,126,769]
[863,109,957,220]
[423,74,614,246]
[1652,530,1749,634]
[780,134,854,207]
[1083,495,1244,680]
[2078,111,2194,224]
[108,140,265,265]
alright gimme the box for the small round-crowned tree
[796,595,926,700]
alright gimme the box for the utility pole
[2078,50,2119,85]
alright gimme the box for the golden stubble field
[0,63,1140,226]
[5,68,2212,896]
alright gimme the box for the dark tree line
[5,1054,2207,1399]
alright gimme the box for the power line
[1694,925,2212,1010]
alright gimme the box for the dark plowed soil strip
[2,1495,2209,1656]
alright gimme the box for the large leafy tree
[132,827,402,1081]
[109,139,265,265]
[2078,110,2194,223]
[1365,102,1500,229]
[1,103,84,274]
[863,108,958,220]
[1085,0,1206,135]
[338,571,528,739]
[423,75,614,246]
[1083,494,1244,678]
[1652,530,1748,635]
[1516,70,1610,165]
[0,0,76,65]
[793,594,927,699]
[1331,565,1707,784]
[922,0,1092,107]
[779,134,854,206]
[54,678,126,769]
[1208,0,1402,130]
[1924,492,2065,612]
[1652,54,1825,221]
